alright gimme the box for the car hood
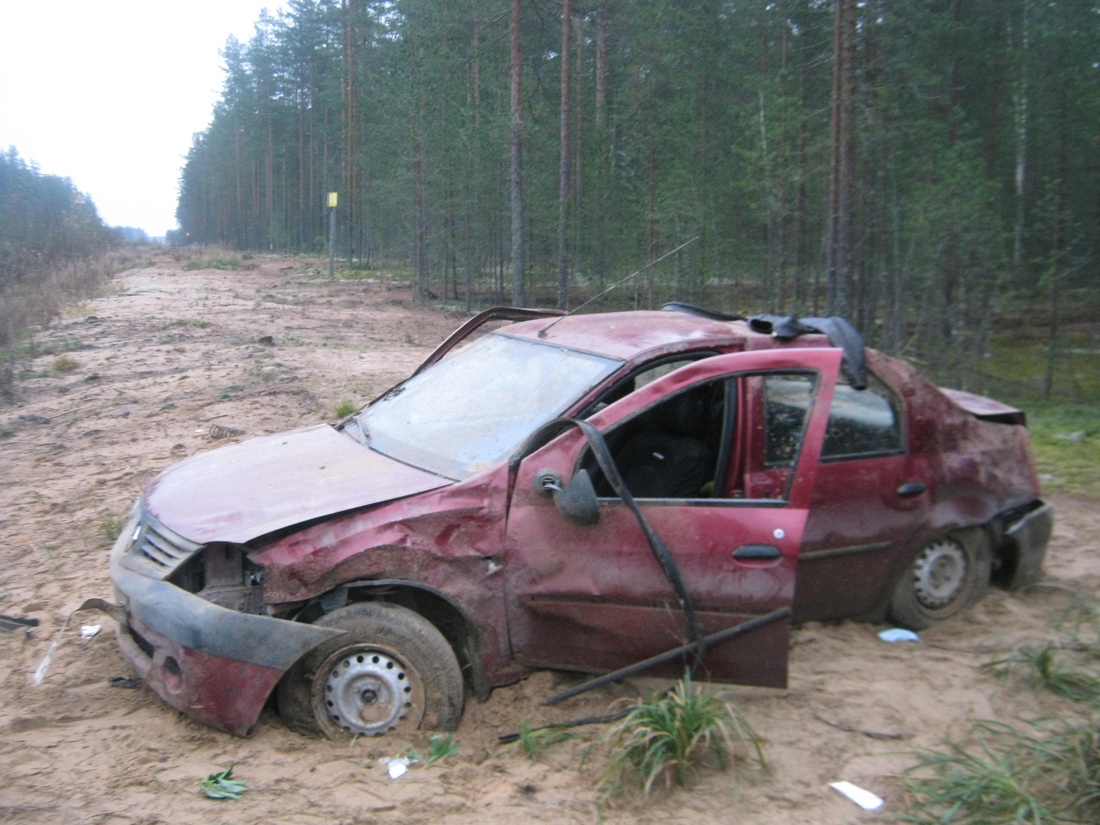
[144,424,451,544]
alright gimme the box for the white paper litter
[829,780,884,811]
[80,624,102,638]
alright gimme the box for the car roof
[500,309,834,363]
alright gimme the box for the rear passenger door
[791,372,928,621]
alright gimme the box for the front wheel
[888,530,991,630]
[277,602,464,739]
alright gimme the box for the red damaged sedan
[103,306,1052,738]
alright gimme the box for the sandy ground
[0,253,1096,825]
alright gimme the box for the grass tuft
[904,721,1100,824]
[599,673,764,798]
[904,725,1052,825]
[334,399,357,418]
[512,720,575,762]
[425,733,460,766]
[52,354,79,374]
[990,643,1100,707]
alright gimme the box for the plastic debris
[201,765,247,799]
[33,611,76,686]
[379,756,416,779]
[33,639,60,686]
[878,627,920,643]
[829,780,884,811]
[80,624,102,638]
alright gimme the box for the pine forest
[175,0,1100,389]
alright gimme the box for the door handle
[732,544,782,561]
[897,481,927,497]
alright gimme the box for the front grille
[126,505,203,579]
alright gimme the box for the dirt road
[1,253,1095,824]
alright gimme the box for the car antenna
[537,236,699,338]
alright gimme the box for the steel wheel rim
[316,646,425,736]
[912,538,967,610]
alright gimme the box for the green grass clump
[600,673,764,797]
[511,720,575,762]
[334,400,357,418]
[904,725,1054,824]
[990,643,1100,707]
[425,733,460,766]
[904,721,1100,824]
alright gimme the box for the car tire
[888,529,992,630]
[277,601,464,739]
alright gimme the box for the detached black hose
[539,607,790,707]
[496,607,791,743]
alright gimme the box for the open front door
[504,348,841,688]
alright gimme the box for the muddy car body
[107,307,1052,737]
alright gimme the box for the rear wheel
[277,602,464,739]
[888,531,991,630]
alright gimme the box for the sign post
[327,192,338,281]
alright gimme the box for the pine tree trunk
[557,0,572,311]
[510,0,525,307]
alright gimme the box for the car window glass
[586,356,702,414]
[822,373,902,460]
[362,333,620,479]
[764,374,814,467]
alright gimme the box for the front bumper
[109,510,342,736]
[1005,500,1054,591]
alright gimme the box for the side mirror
[535,468,601,526]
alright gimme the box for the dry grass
[0,249,141,349]
[0,249,142,402]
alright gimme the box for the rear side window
[822,374,902,460]
[763,374,815,467]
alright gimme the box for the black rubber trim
[747,314,867,389]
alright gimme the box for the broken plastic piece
[829,780,884,810]
[379,756,414,780]
[878,628,920,643]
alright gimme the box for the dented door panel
[504,349,841,688]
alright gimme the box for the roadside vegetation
[0,148,145,401]
[902,599,1100,824]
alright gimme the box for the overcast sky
[0,1,287,237]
